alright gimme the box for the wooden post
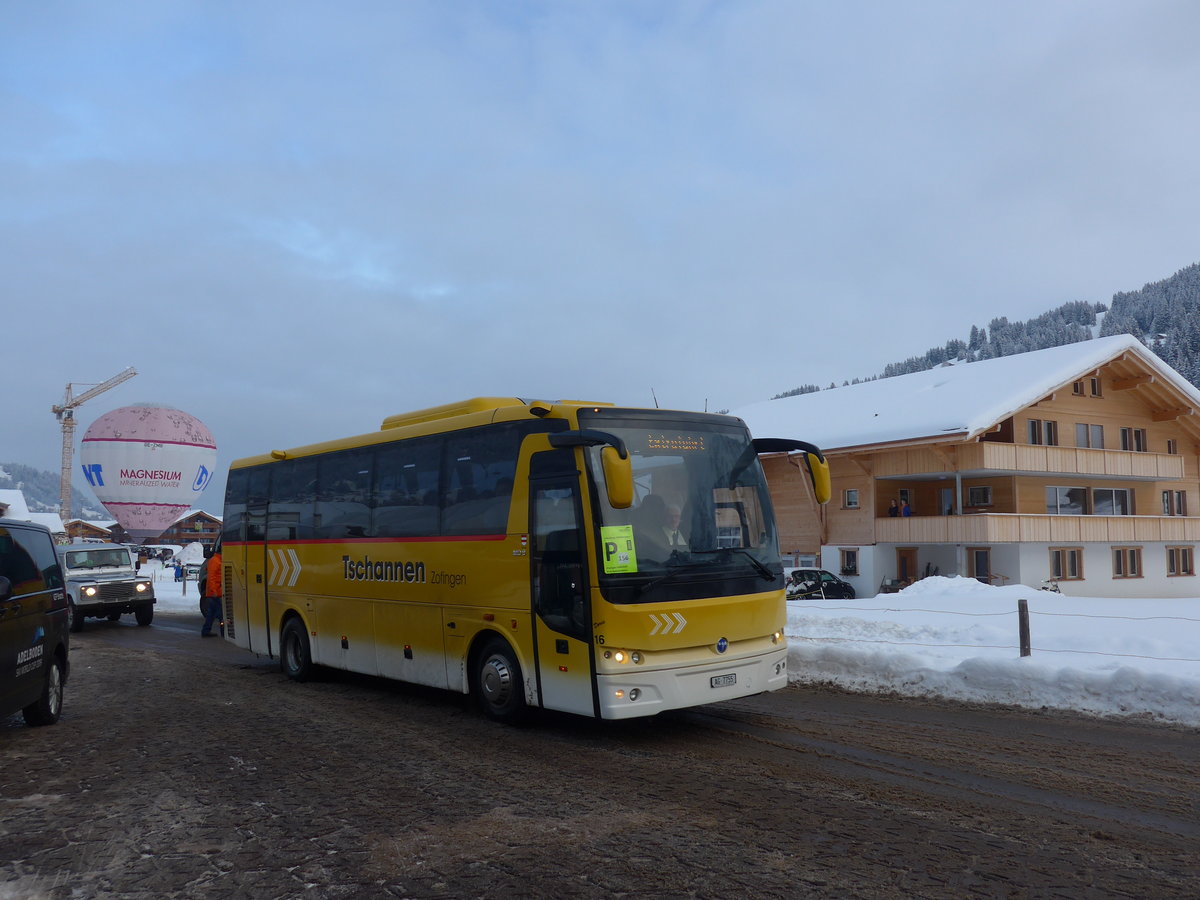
[1018,598,1031,657]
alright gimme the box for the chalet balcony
[875,513,1200,545]
[873,443,1185,480]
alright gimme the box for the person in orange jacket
[201,547,223,637]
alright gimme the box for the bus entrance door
[529,452,597,717]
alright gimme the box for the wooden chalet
[736,334,1200,598]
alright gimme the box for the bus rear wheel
[474,637,527,724]
[281,618,313,683]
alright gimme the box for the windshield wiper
[634,556,694,597]
[688,548,776,581]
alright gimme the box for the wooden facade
[156,510,222,550]
[64,520,113,541]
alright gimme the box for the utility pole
[52,367,137,522]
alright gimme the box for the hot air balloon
[79,405,218,539]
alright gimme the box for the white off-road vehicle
[62,543,155,631]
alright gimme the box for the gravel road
[3,611,1197,899]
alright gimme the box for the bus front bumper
[595,646,788,720]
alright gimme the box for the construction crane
[52,367,137,522]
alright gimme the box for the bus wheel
[281,618,313,683]
[474,637,527,724]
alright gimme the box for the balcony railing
[875,514,1200,544]
[872,443,1185,479]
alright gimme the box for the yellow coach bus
[220,397,829,722]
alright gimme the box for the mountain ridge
[773,262,1200,399]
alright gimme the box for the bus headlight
[603,649,644,665]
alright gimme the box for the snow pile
[788,575,1200,726]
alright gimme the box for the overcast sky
[5,1,1199,508]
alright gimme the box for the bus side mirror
[750,437,830,506]
[806,452,831,505]
[601,446,634,509]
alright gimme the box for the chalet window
[1167,546,1195,576]
[1120,427,1148,452]
[967,486,992,506]
[1092,488,1132,516]
[1050,547,1083,580]
[1075,423,1104,449]
[843,489,860,509]
[839,548,859,576]
[1167,439,1178,455]
[1072,381,1085,396]
[1089,377,1102,397]
[1112,546,1142,578]
[1162,490,1187,516]
[1027,420,1058,446]
[1046,486,1086,515]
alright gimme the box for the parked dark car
[786,568,856,600]
[0,520,70,725]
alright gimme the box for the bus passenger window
[267,457,317,541]
[443,425,524,535]
[373,438,440,537]
[314,448,373,539]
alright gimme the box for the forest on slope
[774,262,1200,399]
[0,462,101,519]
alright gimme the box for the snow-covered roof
[168,507,221,525]
[0,489,30,516]
[734,334,1200,452]
[0,489,65,533]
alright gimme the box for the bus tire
[281,617,313,683]
[23,656,65,726]
[474,637,527,724]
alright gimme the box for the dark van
[0,520,70,725]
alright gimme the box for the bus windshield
[578,409,782,604]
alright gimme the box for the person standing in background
[201,547,223,637]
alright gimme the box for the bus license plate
[710,673,736,688]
